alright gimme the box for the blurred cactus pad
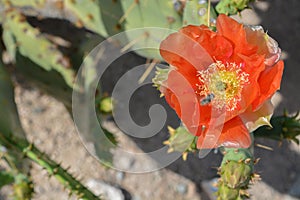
[0,0,256,103]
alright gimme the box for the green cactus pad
[2,29,16,61]
[183,0,217,26]
[220,160,253,188]
[120,0,182,60]
[221,148,253,164]
[98,0,124,36]
[217,181,241,200]
[3,8,76,87]
[5,0,46,7]
[217,148,254,199]
[64,0,108,37]
[164,126,197,160]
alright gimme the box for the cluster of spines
[254,110,300,144]
[215,0,255,15]
[216,148,260,200]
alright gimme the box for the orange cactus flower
[159,14,284,149]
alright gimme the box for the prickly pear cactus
[2,7,75,87]
[183,0,217,26]
[64,0,108,36]
[119,0,183,59]
[152,66,170,90]
[254,111,300,144]
[216,0,255,15]
[217,148,259,200]
[163,126,197,160]
[3,0,46,7]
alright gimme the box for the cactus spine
[217,148,259,200]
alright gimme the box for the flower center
[197,61,249,111]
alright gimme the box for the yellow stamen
[197,61,249,111]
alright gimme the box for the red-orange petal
[252,60,284,110]
[216,14,257,56]
[218,117,252,148]
[160,29,214,74]
[180,25,234,61]
[163,70,202,135]
[197,116,251,149]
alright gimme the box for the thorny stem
[217,135,256,200]
[0,133,102,200]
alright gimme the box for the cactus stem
[0,133,101,200]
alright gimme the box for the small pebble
[116,171,125,182]
[176,183,188,194]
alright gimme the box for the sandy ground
[1,0,300,199]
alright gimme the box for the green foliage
[216,0,255,15]
[0,170,14,189]
[120,0,182,59]
[254,111,300,144]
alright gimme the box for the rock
[116,171,125,182]
[176,183,188,194]
[86,179,125,200]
